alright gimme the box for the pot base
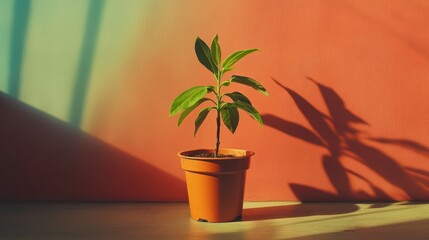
[197,215,242,223]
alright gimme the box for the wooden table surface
[0,202,428,239]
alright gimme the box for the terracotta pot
[178,148,254,223]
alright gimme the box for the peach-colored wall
[1,0,428,201]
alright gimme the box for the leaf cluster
[169,35,269,136]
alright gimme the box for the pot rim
[178,148,255,160]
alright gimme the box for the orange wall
[1,0,429,201]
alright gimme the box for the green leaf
[194,107,214,136]
[210,35,221,65]
[222,67,234,74]
[195,37,218,74]
[231,75,269,96]
[232,101,263,126]
[224,92,252,105]
[178,98,213,126]
[222,48,258,70]
[169,86,213,116]
[220,79,231,87]
[221,103,239,133]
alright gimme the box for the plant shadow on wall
[262,77,429,202]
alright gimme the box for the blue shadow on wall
[8,0,31,97]
[69,0,105,127]
[0,91,187,201]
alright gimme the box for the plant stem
[215,70,222,157]
[215,108,220,157]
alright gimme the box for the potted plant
[169,35,269,222]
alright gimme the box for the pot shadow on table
[242,202,359,221]
[244,77,429,221]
